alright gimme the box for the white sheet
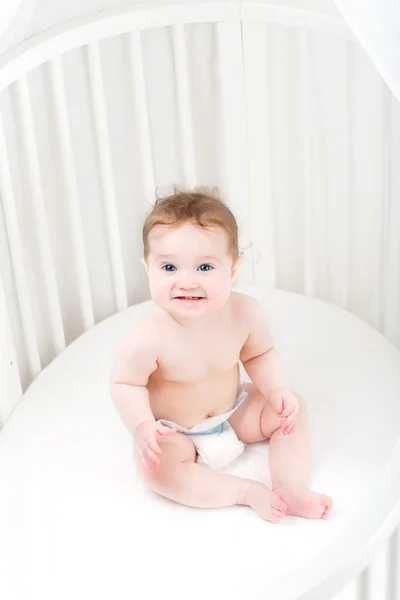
[0,285,399,600]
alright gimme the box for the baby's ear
[141,258,149,275]
[231,254,243,281]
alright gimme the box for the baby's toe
[272,493,287,513]
[320,495,333,519]
[322,494,332,507]
[269,509,286,523]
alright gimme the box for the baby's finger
[281,418,295,435]
[143,443,161,465]
[274,397,285,416]
[282,414,295,427]
[148,438,162,454]
[283,424,295,436]
[279,400,294,418]
[156,425,177,437]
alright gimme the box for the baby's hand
[267,387,299,435]
[135,420,176,471]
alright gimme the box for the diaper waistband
[158,389,248,436]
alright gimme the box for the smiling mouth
[173,296,205,300]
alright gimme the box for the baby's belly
[148,365,241,429]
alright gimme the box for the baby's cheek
[148,277,169,306]
[207,280,230,308]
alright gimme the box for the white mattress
[1,286,400,600]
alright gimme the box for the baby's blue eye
[198,264,213,272]
[162,264,176,272]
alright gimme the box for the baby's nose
[179,279,198,290]
[178,272,198,289]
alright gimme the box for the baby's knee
[140,457,176,490]
[138,436,196,493]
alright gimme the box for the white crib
[0,1,399,599]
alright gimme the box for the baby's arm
[239,296,299,433]
[239,297,287,394]
[110,329,157,436]
[111,326,177,468]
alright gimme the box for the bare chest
[158,329,244,381]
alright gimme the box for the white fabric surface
[0,1,23,40]
[334,0,400,102]
[0,285,400,600]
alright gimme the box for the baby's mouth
[173,296,205,301]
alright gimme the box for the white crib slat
[349,49,385,327]
[0,274,23,423]
[0,113,41,378]
[332,43,350,309]
[15,77,66,354]
[172,24,196,187]
[216,22,253,285]
[128,31,155,200]
[356,568,369,600]
[242,23,276,288]
[363,543,391,600]
[49,57,95,330]
[86,42,128,312]
[387,527,400,599]
[300,31,314,297]
[381,85,391,337]
[382,93,400,347]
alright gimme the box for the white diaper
[158,390,247,470]
[190,421,245,470]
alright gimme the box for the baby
[111,188,332,523]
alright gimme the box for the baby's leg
[230,385,332,519]
[136,432,286,523]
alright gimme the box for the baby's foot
[244,482,287,523]
[273,484,332,519]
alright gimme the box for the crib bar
[172,24,196,187]
[333,43,350,309]
[300,31,314,297]
[128,31,155,200]
[357,569,369,600]
[16,77,67,355]
[381,86,391,338]
[382,93,400,347]
[364,543,391,600]
[86,42,128,312]
[0,240,23,424]
[0,113,42,378]
[388,527,400,598]
[242,23,276,287]
[216,22,254,285]
[0,282,22,425]
[48,57,95,330]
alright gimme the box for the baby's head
[142,187,242,318]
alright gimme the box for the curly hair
[142,187,239,260]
